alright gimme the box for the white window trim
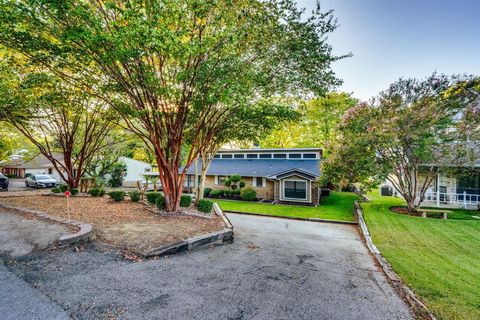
[215,175,218,185]
[252,177,256,187]
[280,179,310,202]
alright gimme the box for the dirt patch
[1,196,225,252]
[391,206,449,219]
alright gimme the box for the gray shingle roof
[185,159,320,178]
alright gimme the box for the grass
[361,192,480,320]
[215,191,358,222]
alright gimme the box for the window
[234,154,245,159]
[217,176,227,185]
[246,154,258,159]
[256,177,264,187]
[214,154,221,159]
[284,180,307,199]
[273,154,287,159]
[289,153,301,159]
[48,168,53,174]
[221,154,232,159]
[259,154,272,159]
[303,153,316,159]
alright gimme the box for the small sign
[64,191,71,197]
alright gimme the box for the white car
[25,174,58,188]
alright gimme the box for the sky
[296,0,480,101]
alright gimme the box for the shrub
[109,191,125,202]
[98,188,106,196]
[209,189,224,198]
[224,178,231,188]
[239,180,246,188]
[240,186,256,201]
[107,162,126,187]
[180,195,192,207]
[203,188,212,197]
[146,192,162,204]
[197,199,213,213]
[70,188,79,196]
[156,194,166,209]
[88,187,101,197]
[51,187,61,194]
[233,189,241,196]
[58,184,68,193]
[130,191,141,202]
[224,190,233,198]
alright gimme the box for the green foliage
[230,174,241,184]
[233,189,241,196]
[109,191,125,202]
[239,181,246,188]
[180,195,192,207]
[224,178,231,188]
[70,188,79,196]
[224,190,233,198]
[58,184,68,193]
[129,191,141,202]
[203,188,212,197]
[240,186,257,201]
[146,192,162,205]
[156,194,166,210]
[51,187,61,194]
[196,199,213,214]
[107,162,126,188]
[209,189,224,198]
[88,187,102,197]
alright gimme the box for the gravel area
[1,196,224,252]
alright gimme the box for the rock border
[139,202,234,258]
[224,209,357,225]
[0,203,94,245]
[354,200,436,320]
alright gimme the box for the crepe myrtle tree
[0,0,344,211]
[322,74,480,212]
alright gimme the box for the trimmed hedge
[51,187,61,194]
[209,189,224,198]
[203,188,212,197]
[88,187,101,197]
[146,192,162,205]
[58,184,68,193]
[129,191,141,202]
[197,199,213,213]
[156,194,166,209]
[109,191,125,202]
[240,186,256,201]
[70,188,79,196]
[180,195,192,207]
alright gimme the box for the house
[185,148,322,205]
[0,153,76,181]
[118,156,153,186]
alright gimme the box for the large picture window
[284,180,307,199]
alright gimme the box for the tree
[0,0,343,210]
[260,93,358,149]
[323,74,480,212]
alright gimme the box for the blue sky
[296,0,480,100]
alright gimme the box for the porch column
[436,175,440,208]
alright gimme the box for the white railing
[424,191,480,209]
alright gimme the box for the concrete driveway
[2,213,412,320]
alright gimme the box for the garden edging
[0,203,94,245]
[354,200,436,320]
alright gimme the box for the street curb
[224,210,357,225]
[354,201,436,320]
[0,203,94,245]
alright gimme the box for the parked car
[25,174,58,188]
[0,173,9,190]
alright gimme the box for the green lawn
[215,191,358,222]
[361,192,480,320]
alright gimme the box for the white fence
[424,191,480,209]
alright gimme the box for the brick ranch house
[184,148,322,205]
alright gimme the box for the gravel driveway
[3,213,412,320]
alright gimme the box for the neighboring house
[118,156,153,187]
[185,148,322,205]
[0,153,77,182]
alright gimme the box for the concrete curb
[354,201,436,320]
[224,210,357,225]
[0,203,94,245]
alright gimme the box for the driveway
[1,213,412,319]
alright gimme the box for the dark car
[0,173,9,190]
[25,174,57,188]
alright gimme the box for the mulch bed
[390,206,447,219]
[1,196,225,252]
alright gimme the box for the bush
[109,191,125,202]
[129,191,141,202]
[197,199,213,213]
[239,180,246,188]
[209,189,224,198]
[107,162,126,187]
[58,184,68,193]
[156,194,166,209]
[224,178,231,188]
[51,187,61,194]
[203,188,212,197]
[224,190,233,198]
[70,188,79,196]
[180,195,192,207]
[88,187,101,197]
[240,186,256,201]
[233,189,241,196]
[146,192,162,204]
[98,188,106,196]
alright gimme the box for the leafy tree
[0,0,343,211]
[107,162,127,188]
[323,74,480,212]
